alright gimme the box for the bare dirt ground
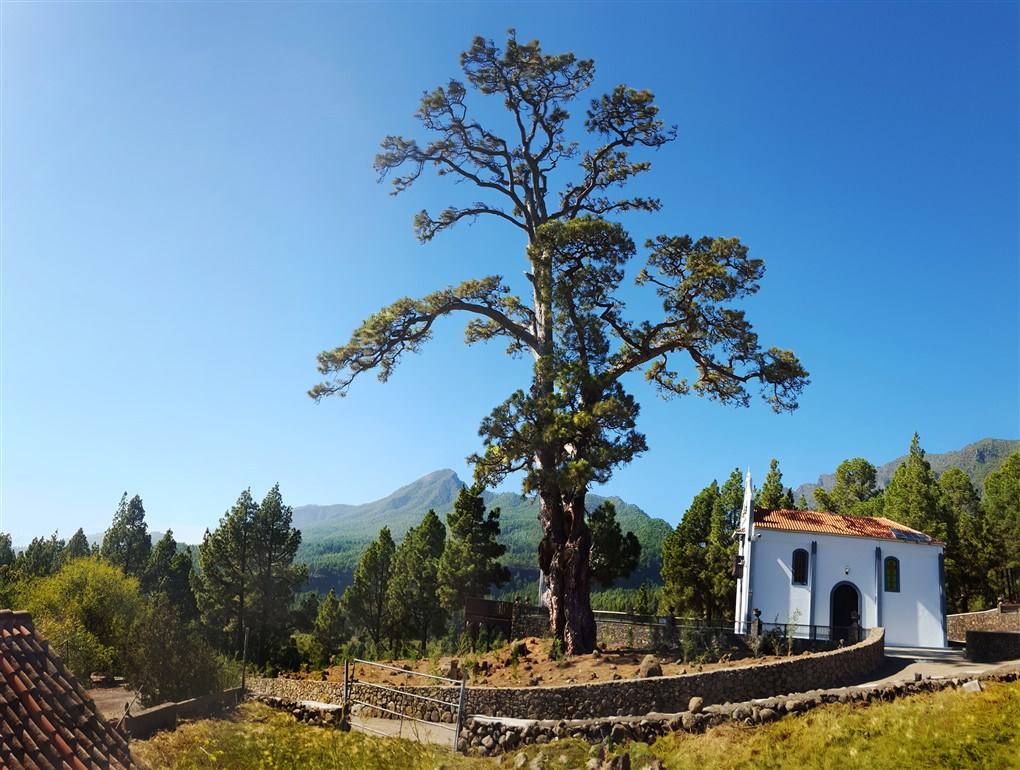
[293,636,802,688]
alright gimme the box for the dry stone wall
[947,604,1020,642]
[247,628,884,722]
[458,663,1020,756]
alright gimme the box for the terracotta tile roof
[753,509,941,544]
[0,610,140,770]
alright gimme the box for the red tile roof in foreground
[0,610,139,770]
[753,509,941,544]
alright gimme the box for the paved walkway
[348,713,457,748]
[859,650,1019,687]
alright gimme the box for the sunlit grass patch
[631,681,1020,770]
[132,702,482,770]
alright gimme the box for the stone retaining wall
[946,604,1020,642]
[966,631,1020,662]
[247,628,884,722]
[458,663,1020,756]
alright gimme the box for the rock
[606,753,631,770]
[784,699,802,714]
[641,760,665,770]
[512,641,529,658]
[962,679,983,693]
[482,735,495,750]
[587,760,602,770]
[758,708,777,723]
[445,659,461,680]
[638,655,662,678]
[687,696,704,714]
[610,722,630,743]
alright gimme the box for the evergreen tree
[101,493,151,577]
[249,484,307,666]
[0,532,14,567]
[64,528,92,560]
[755,459,787,511]
[437,486,511,612]
[588,501,641,590]
[18,533,66,577]
[312,589,345,665]
[662,482,719,618]
[386,510,446,653]
[719,468,745,529]
[193,489,257,654]
[813,458,879,515]
[937,468,985,612]
[982,452,1020,601]
[292,592,321,633]
[143,530,198,621]
[342,527,395,647]
[124,594,223,706]
[311,33,809,654]
[797,493,809,509]
[882,434,948,542]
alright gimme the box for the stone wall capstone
[247,628,885,722]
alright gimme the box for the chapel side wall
[879,540,945,647]
[750,531,945,648]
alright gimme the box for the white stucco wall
[745,529,945,648]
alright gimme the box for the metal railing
[342,658,466,752]
[734,620,870,644]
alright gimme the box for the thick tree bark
[538,486,597,655]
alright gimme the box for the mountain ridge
[793,437,1018,508]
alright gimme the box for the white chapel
[734,471,947,648]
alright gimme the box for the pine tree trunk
[538,486,597,655]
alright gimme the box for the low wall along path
[248,628,886,722]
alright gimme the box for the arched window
[884,557,900,592]
[792,549,809,585]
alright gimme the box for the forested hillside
[794,438,1018,508]
[294,470,671,596]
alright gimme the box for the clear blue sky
[2,2,1017,546]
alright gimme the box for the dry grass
[132,702,479,770]
[133,681,1020,770]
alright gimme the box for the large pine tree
[982,452,1020,601]
[437,487,510,612]
[755,459,788,512]
[101,493,151,577]
[342,527,396,648]
[310,33,809,653]
[64,528,92,560]
[193,489,257,654]
[882,434,949,542]
[312,589,345,665]
[937,467,984,612]
[143,530,198,621]
[386,510,446,653]
[587,501,641,590]
[249,484,306,666]
[813,458,880,516]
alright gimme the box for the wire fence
[342,658,466,752]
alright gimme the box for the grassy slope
[136,682,1020,770]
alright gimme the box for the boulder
[638,655,662,678]
[687,696,704,714]
[962,679,983,693]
